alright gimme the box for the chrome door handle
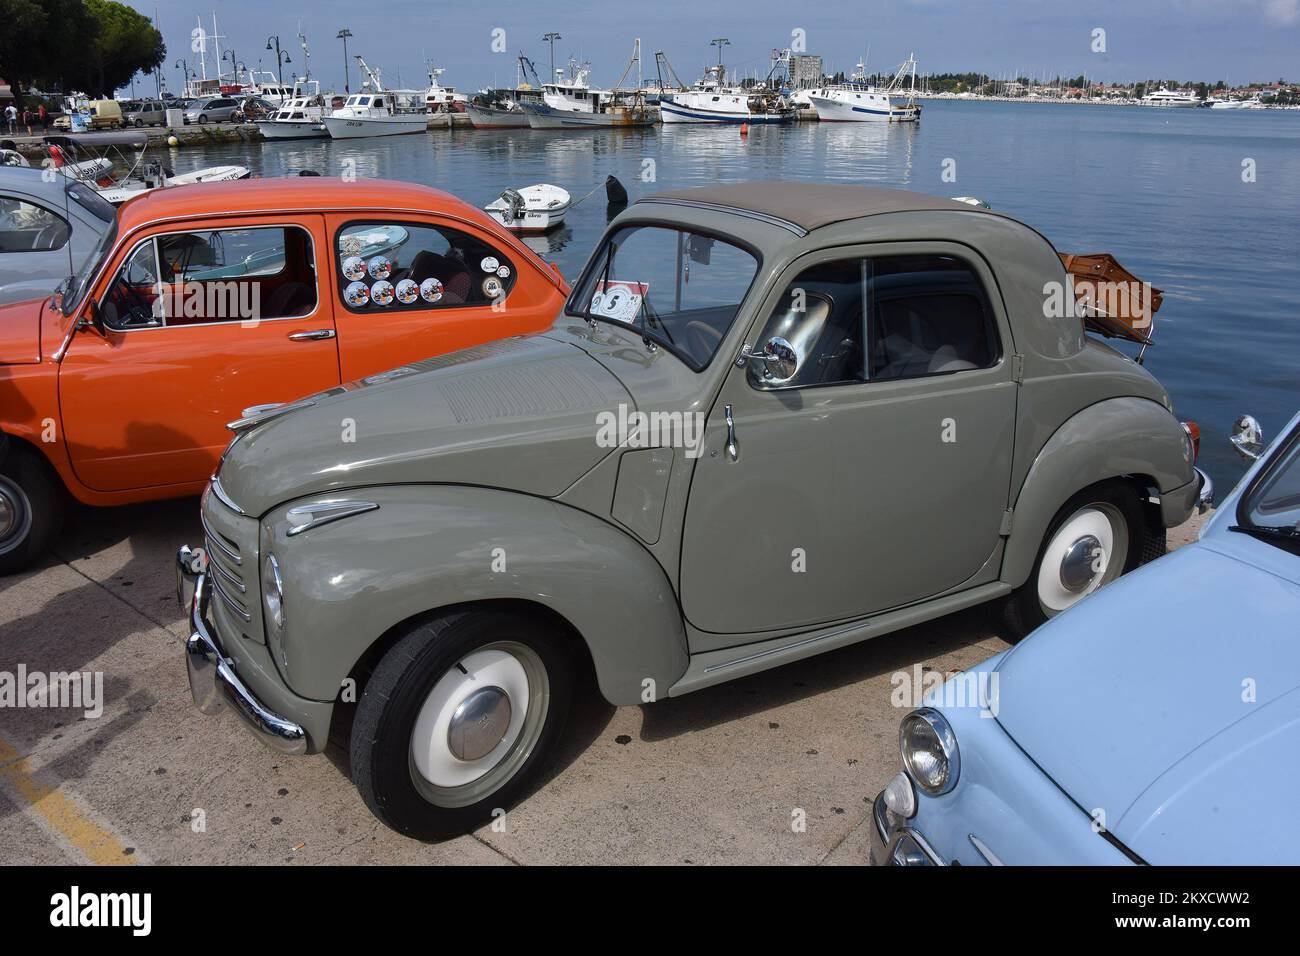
[724,404,738,460]
[288,329,335,341]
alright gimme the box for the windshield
[568,224,758,370]
[1236,422,1300,553]
[62,218,117,316]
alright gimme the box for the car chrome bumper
[1194,466,1213,514]
[868,790,944,866]
[178,547,307,756]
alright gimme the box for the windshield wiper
[1230,523,1300,551]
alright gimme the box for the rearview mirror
[1230,414,1264,461]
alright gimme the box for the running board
[667,582,1012,698]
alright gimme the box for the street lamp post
[266,35,292,88]
[223,49,239,86]
[174,58,190,96]
[543,32,562,83]
[337,28,353,93]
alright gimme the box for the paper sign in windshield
[590,280,649,324]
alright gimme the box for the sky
[124,0,1300,97]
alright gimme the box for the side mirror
[1230,414,1264,461]
[740,336,799,384]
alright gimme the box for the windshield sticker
[395,278,419,304]
[341,256,366,281]
[370,280,395,306]
[367,255,392,280]
[496,265,511,279]
[482,277,504,299]
[480,255,499,273]
[590,280,649,324]
[344,281,370,307]
[420,277,444,302]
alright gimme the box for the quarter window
[335,221,516,312]
[101,226,317,330]
[0,197,71,253]
[751,253,1000,389]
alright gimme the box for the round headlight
[899,708,959,795]
[262,553,284,634]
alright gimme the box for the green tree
[0,0,90,102]
[80,0,165,96]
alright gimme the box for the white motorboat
[2,146,113,180]
[1140,87,1201,107]
[255,80,330,140]
[483,183,571,233]
[43,131,249,205]
[659,63,793,124]
[805,55,921,123]
[324,55,429,139]
[521,57,656,129]
[424,65,468,113]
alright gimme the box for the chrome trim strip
[285,500,380,537]
[206,552,246,593]
[226,398,317,433]
[968,834,1004,866]
[199,513,242,565]
[211,573,251,622]
[1194,466,1214,514]
[209,476,246,515]
[634,198,809,237]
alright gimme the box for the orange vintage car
[0,177,569,572]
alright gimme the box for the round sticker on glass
[342,256,367,281]
[344,281,370,307]
[370,280,395,306]
[395,278,419,304]
[367,255,392,280]
[420,277,444,302]
[496,264,511,279]
[482,277,503,299]
[480,255,499,274]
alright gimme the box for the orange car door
[325,214,561,381]
[58,216,342,493]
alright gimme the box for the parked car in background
[52,99,124,131]
[868,414,1300,866]
[125,99,168,127]
[0,166,114,306]
[184,97,241,124]
[0,177,568,572]
[231,97,275,123]
[177,183,1207,840]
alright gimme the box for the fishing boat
[466,55,545,128]
[483,183,571,233]
[255,79,330,140]
[807,55,921,123]
[657,55,794,124]
[521,46,657,129]
[323,55,429,138]
[425,64,468,112]
[42,132,249,205]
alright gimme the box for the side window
[751,253,999,389]
[0,197,71,253]
[102,226,317,330]
[335,221,516,313]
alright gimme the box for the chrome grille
[200,487,259,635]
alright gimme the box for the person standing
[22,107,33,135]
[3,104,16,135]
[38,104,48,131]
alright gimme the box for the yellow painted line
[0,735,134,866]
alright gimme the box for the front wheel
[999,483,1145,640]
[197,115,208,124]
[0,443,65,576]
[350,609,574,840]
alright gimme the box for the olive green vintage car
[178,183,1209,838]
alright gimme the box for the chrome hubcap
[0,477,32,556]
[447,685,512,762]
[1059,534,1103,592]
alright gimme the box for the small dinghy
[484,183,571,234]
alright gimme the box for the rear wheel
[350,609,574,840]
[0,443,65,576]
[1000,483,1144,640]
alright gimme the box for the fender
[1002,396,1194,587]
[264,484,690,706]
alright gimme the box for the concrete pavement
[0,498,1207,865]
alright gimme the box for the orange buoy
[739,122,749,136]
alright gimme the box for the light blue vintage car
[871,411,1299,865]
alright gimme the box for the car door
[680,242,1018,637]
[58,215,341,493]
[325,214,561,381]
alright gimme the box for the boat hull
[323,115,428,139]
[659,101,793,124]
[522,103,656,129]
[256,119,329,139]
[484,208,569,233]
[466,104,531,128]
[807,94,919,122]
